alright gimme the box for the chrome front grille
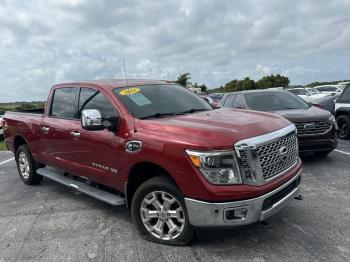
[257,133,298,180]
[295,121,331,135]
[235,125,299,186]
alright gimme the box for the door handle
[70,131,80,138]
[41,127,50,134]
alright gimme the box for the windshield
[114,84,213,119]
[307,88,320,94]
[245,92,311,111]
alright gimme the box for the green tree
[175,73,191,87]
[256,74,290,89]
[199,84,207,92]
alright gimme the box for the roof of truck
[55,79,174,89]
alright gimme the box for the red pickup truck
[4,80,302,245]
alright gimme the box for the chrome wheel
[140,191,185,241]
[18,152,30,179]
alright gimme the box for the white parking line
[0,157,15,166]
[334,149,350,156]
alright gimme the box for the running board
[36,168,126,206]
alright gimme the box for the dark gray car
[220,90,338,155]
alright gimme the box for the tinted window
[223,95,236,107]
[50,88,76,118]
[114,84,212,119]
[288,89,308,95]
[317,86,336,92]
[339,87,350,103]
[79,88,118,119]
[245,92,310,111]
[232,95,245,109]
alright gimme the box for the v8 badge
[125,140,142,153]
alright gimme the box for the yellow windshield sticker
[119,87,140,96]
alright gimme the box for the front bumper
[185,169,302,227]
[298,126,338,153]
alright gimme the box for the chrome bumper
[185,169,302,227]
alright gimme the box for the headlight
[329,115,338,129]
[185,150,242,185]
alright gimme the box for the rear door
[68,86,121,185]
[40,87,79,170]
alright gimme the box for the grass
[0,140,6,151]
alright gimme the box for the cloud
[0,0,350,101]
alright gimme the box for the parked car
[286,87,328,102]
[220,90,338,155]
[313,85,343,95]
[208,93,224,107]
[198,93,214,105]
[338,82,350,89]
[0,115,4,139]
[4,80,302,245]
[335,84,350,139]
[311,93,340,115]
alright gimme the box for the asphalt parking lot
[0,142,350,262]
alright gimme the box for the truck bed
[7,108,44,115]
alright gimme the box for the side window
[319,86,335,91]
[339,87,350,103]
[223,95,236,108]
[50,87,76,118]
[232,95,246,109]
[79,88,118,120]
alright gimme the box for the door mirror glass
[81,109,104,131]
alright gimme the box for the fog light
[225,207,248,221]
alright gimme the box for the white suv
[314,85,343,95]
[335,85,350,139]
[287,87,328,102]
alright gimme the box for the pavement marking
[335,149,350,156]
[0,157,15,166]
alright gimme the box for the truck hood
[269,106,331,123]
[138,108,291,148]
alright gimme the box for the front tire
[337,115,350,140]
[15,144,43,185]
[131,176,194,245]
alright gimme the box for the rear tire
[15,145,43,185]
[131,176,194,246]
[336,115,350,140]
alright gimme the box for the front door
[68,87,121,187]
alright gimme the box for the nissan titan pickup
[4,80,302,245]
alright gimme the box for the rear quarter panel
[4,112,43,159]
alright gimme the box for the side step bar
[36,168,126,206]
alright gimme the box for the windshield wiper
[177,108,210,114]
[139,112,178,120]
[140,108,210,120]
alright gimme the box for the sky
[0,0,350,102]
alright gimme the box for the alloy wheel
[18,152,30,179]
[140,191,185,241]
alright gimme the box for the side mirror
[81,109,104,131]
